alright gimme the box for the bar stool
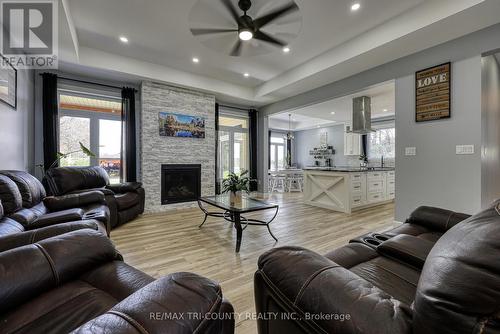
[287,173,304,192]
[270,174,287,192]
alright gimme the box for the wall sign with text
[415,62,451,122]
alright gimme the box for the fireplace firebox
[161,164,201,204]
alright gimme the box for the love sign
[415,62,451,122]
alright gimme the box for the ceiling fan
[190,0,299,57]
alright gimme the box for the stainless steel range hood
[348,96,375,134]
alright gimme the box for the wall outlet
[405,147,417,156]
[456,145,474,155]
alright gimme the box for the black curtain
[286,138,292,167]
[42,73,58,171]
[268,130,272,170]
[121,87,137,182]
[215,103,221,194]
[361,134,368,159]
[249,109,258,191]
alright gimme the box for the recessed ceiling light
[331,111,336,115]
[192,57,200,63]
[243,73,250,77]
[383,109,388,112]
[283,47,291,53]
[351,3,361,11]
[317,125,321,128]
[119,36,129,43]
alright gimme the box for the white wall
[481,54,500,207]
[395,56,482,220]
[0,70,35,171]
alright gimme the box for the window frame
[218,112,250,180]
[269,134,288,172]
[367,125,396,161]
[57,88,122,179]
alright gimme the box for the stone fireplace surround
[140,81,216,213]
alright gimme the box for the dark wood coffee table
[197,195,279,253]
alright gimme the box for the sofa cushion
[0,175,22,214]
[115,192,140,211]
[0,217,25,236]
[413,201,500,334]
[45,166,110,196]
[0,171,46,208]
[0,280,118,334]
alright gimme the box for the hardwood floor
[111,193,396,334]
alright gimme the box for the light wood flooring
[111,193,396,334]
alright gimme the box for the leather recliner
[0,172,110,236]
[0,229,235,334]
[254,203,498,334]
[44,166,145,229]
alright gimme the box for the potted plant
[222,170,252,205]
[359,154,368,167]
[37,142,96,175]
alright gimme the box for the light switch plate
[456,145,474,155]
[405,147,417,156]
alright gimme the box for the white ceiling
[58,0,500,106]
[269,81,395,131]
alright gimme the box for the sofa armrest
[27,208,84,229]
[377,234,435,269]
[406,206,471,232]
[0,220,99,252]
[255,246,412,334]
[71,272,235,334]
[43,191,105,212]
[106,182,143,194]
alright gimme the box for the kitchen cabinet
[344,123,361,156]
[303,169,395,213]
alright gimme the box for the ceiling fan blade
[191,28,237,36]
[230,40,243,57]
[220,0,241,24]
[254,30,286,47]
[253,2,299,29]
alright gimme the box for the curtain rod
[39,73,137,92]
[218,104,256,112]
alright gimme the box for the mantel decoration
[0,54,17,109]
[222,170,253,205]
[415,62,451,122]
[159,112,205,138]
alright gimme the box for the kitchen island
[303,167,395,213]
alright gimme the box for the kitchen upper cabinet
[344,123,361,156]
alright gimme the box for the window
[58,90,122,183]
[218,112,250,181]
[368,128,395,159]
[269,135,287,171]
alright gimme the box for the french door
[218,113,250,183]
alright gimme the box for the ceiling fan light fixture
[238,29,253,41]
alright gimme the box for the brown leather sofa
[0,171,110,236]
[45,166,145,229]
[0,229,235,334]
[254,204,498,334]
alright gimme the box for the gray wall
[481,54,500,207]
[395,56,482,220]
[0,70,35,171]
[294,124,358,168]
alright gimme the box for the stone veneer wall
[140,81,216,213]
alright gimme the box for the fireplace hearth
[161,164,201,204]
